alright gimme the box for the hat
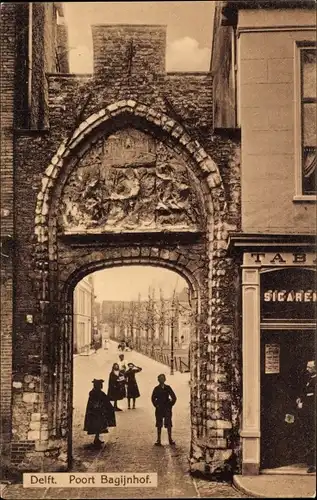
[127,362,134,367]
[92,379,104,383]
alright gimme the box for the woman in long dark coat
[125,362,142,409]
[84,379,116,447]
[107,363,126,411]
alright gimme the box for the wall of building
[0,2,16,459]
[210,4,236,129]
[73,276,94,354]
[238,8,316,233]
[31,3,69,129]
[0,2,69,469]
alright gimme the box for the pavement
[1,341,242,499]
[233,473,316,498]
[2,342,314,499]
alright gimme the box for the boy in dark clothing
[151,374,177,446]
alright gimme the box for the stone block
[241,106,269,131]
[35,440,49,452]
[211,449,232,462]
[215,419,232,430]
[40,431,49,441]
[206,438,227,449]
[29,421,41,431]
[31,413,41,422]
[268,57,294,84]
[23,393,39,404]
[12,381,22,389]
[267,105,293,131]
[240,59,268,84]
[241,129,294,156]
[240,31,295,60]
[218,392,231,401]
[28,430,40,441]
[208,429,224,438]
[240,82,292,109]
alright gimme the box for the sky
[62,1,216,73]
[90,266,187,302]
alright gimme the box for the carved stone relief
[58,128,203,233]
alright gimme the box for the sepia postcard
[0,1,316,499]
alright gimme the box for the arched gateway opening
[71,265,193,470]
[33,100,230,472]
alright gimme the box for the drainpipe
[27,3,33,123]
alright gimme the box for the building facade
[211,0,316,475]
[0,1,69,466]
[73,276,94,355]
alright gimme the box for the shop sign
[261,268,317,321]
[264,290,316,302]
[265,344,280,374]
[244,252,316,267]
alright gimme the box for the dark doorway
[260,329,315,469]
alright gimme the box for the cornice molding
[227,233,316,254]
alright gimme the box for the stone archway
[60,252,204,466]
[33,100,236,473]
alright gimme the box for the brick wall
[92,25,166,78]
[31,3,63,129]
[0,2,16,457]
[0,2,69,468]
[56,23,70,73]
[211,5,236,128]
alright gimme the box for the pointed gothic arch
[32,99,236,473]
[34,99,226,249]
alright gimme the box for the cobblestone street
[70,340,196,498]
[2,341,245,499]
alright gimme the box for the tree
[126,299,136,342]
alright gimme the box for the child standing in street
[84,379,116,447]
[151,374,177,446]
[125,362,142,409]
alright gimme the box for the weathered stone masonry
[11,25,241,473]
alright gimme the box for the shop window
[295,42,317,199]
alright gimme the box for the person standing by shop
[151,373,177,446]
[296,360,316,473]
[125,362,142,409]
[84,379,116,447]
[107,363,126,411]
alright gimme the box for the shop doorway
[260,329,315,469]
